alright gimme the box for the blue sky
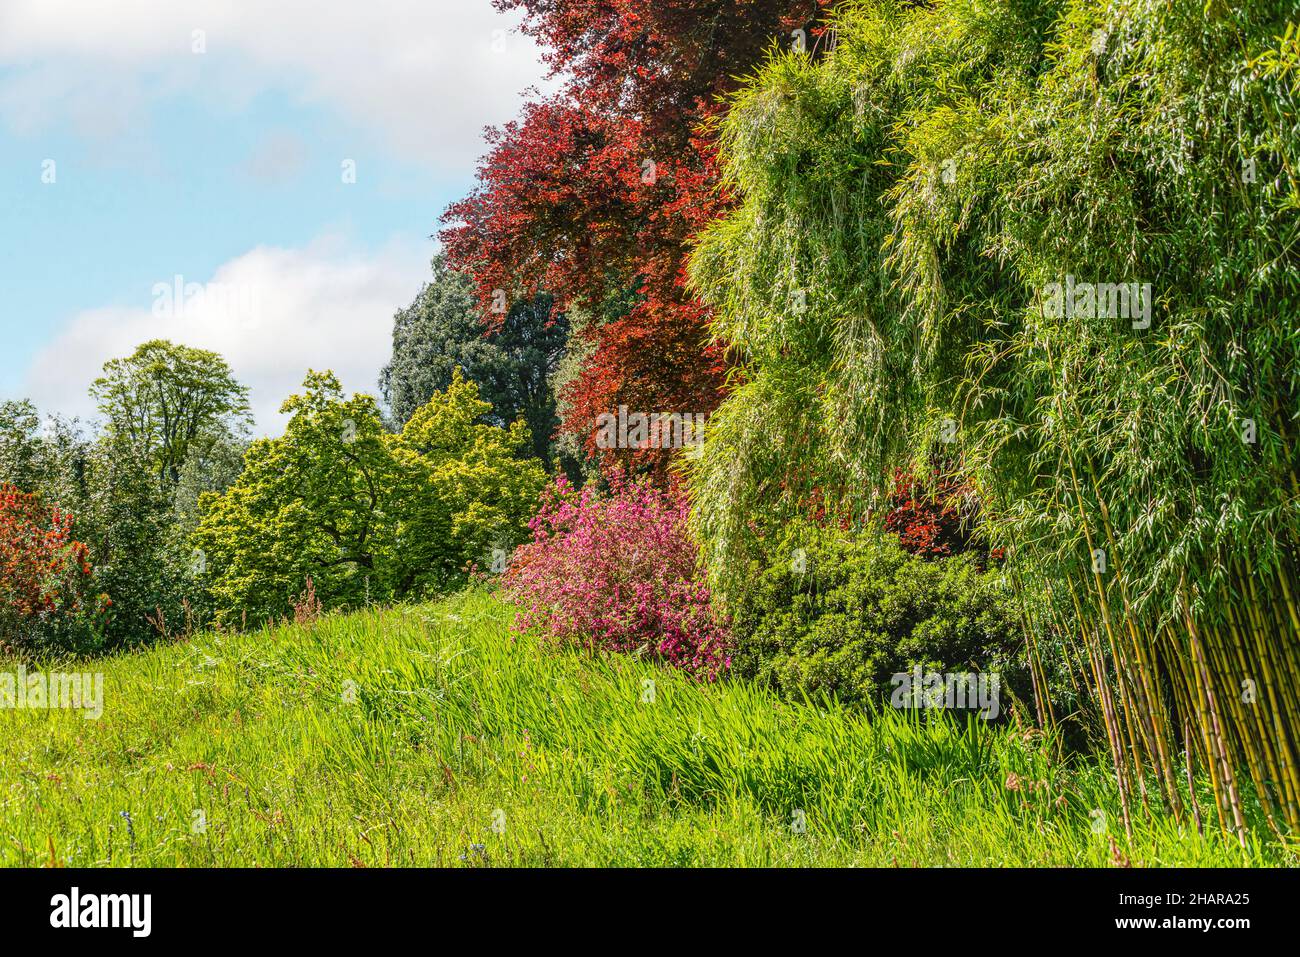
[0,0,551,432]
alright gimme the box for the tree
[0,400,41,489]
[91,339,251,488]
[195,371,545,627]
[442,2,835,472]
[73,433,179,644]
[0,405,93,520]
[194,372,395,625]
[389,371,547,595]
[379,255,570,466]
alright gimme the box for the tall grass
[0,591,1286,866]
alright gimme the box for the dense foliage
[0,342,248,647]
[502,472,730,678]
[727,521,1026,711]
[0,484,106,654]
[380,255,570,467]
[443,1,834,470]
[194,371,545,627]
[689,0,1300,838]
[884,466,983,559]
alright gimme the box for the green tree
[91,339,251,488]
[0,403,88,506]
[194,372,394,625]
[379,255,570,466]
[195,370,545,627]
[390,370,545,595]
[0,400,41,489]
[76,433,178,643]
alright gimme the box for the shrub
[502,473,730,678]
[727,522,1028,713]
[884,466,984,559]
[0,484,108,654]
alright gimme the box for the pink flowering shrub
[502,472,730,679]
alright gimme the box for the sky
[0,0,553,433]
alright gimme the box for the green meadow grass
[0,589,1291,867]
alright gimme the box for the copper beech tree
[442,0,834,471]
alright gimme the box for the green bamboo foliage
[688,0,1300,838]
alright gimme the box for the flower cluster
[502,473,730,679]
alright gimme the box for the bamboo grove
[686,0,1300,841]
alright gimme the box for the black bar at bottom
[0,866,1286,943]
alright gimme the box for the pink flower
[501,471,730,679]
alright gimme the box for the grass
[0,589,1291,867]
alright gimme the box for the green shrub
[727,523,1029,715]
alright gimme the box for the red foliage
[0,485,106,644]
[883,468,981,558]
[442,1,834,470]
[502,472,731,678]
[563,293,732,467]
[499,0,831,140]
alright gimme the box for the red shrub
[883,467,981,558]
[0,484,107,650]
[501,473,730,678]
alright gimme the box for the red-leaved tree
[442,1,834,471]
[884,467,988,559]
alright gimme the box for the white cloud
[0,0,553,171]
[244,129,309,183]
[24,234,432,434]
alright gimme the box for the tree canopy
[380,255,569,466]
[195,370,545,626]
[91,339,251,488]
[442,1,835,470]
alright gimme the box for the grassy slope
[0,590,1288,867]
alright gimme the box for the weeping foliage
[689,0,1300,840]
